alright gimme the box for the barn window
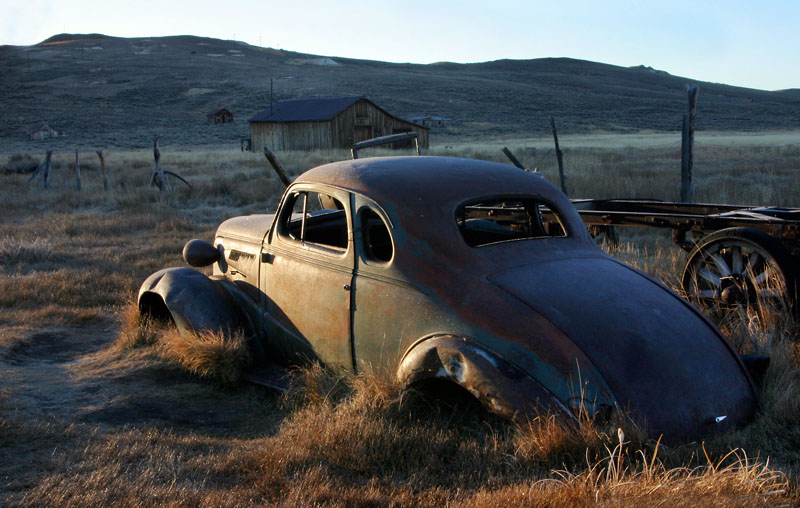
[279,191,348,252]
[456,198,568,247]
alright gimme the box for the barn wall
[250,98,429,151]
[250,121,333,151]
[332,99,428,149]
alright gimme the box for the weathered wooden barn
[208,108,233,124]
[249,96,429,151]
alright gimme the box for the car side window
[279,190,348,251]
[361,208,393,262]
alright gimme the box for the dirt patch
[1,324,281,438]
[3,329,107,365]
[81,397,227,428]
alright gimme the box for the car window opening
[361,208,393,262]
[457,198,568,247]
[283,191,348,250]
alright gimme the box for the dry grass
[116,300,252,385]
[159,328,252,386]
[2,137,800,506]
[114,299,162,350]
[0,236,59,265]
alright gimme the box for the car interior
[457,198,567,247]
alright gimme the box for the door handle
[343,284,351,291]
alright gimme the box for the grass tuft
[2,153,40,174]
[0,236,59,265]
[114,299,162,350]
[159,328,252,386]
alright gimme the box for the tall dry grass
[159,328,252,386]
[2,137,800,506]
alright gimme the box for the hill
[1,33,798,152]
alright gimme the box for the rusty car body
[139,156,758,438]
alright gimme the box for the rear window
[456,198,568,247]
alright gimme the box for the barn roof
[250,96,364,122]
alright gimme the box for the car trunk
[487,256,757,438]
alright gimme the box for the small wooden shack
[409,114,451,128]
[249,96,429,151]
[29,123,60,140]
[208,108,234,124]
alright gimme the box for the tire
[681,227,798,317]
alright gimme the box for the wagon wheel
[681,227,798,318]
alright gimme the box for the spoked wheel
[682,228,798,318]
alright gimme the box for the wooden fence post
[264,146,291,187]
[97,150,108,191]
[680,85,699,202]
[28,150,53,189]
[154,135,164,191]
[502,146,526,170]
[550,116,568,196]
[145,137,190,191]
[149,135,171,191]
[75,150,81,190]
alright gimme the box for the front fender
[397,335,575,421]
[138,267,248,337]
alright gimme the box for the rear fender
[397,335,575,421]
[138,267,250,337]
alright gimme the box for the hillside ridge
[1,33,798,151]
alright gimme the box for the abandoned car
[139,156,758,438]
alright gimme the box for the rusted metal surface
[139,156,759,439]
[139,268,246,336]
[398,335,577,420]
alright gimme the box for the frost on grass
[0,236,59,265]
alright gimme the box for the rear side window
[361,208,393,262]
[456,198,567,247]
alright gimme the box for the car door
[261,184,355,369]
[351,195,445,376]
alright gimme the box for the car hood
[217,214,274,243]
[487,256,757,438]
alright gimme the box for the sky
[3,0,798,91]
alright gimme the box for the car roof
[295,156,562,208]
[294,156,594,269]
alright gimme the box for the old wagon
[540,199,800,315]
